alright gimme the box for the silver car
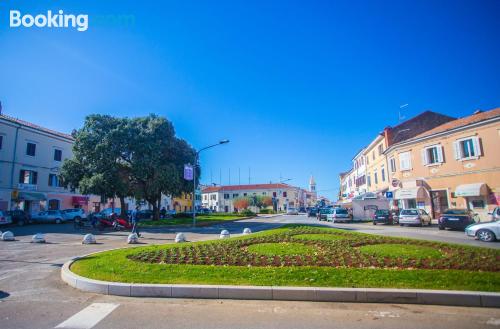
[62,208,87,220]
[399,209,432,227]
[326,208,350,223]
[466,218,500,242]
[32,210,66,224]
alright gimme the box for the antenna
[399,104,408,122]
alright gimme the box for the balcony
[18,183,37,191]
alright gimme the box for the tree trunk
[119,195,127,218]
[152,201,160,221]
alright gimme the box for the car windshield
[401,209,418,215]
[320,208,331,214]
[375,209,389,215]
[443,209,468,215]
[335,209,348,214]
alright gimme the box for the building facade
[385,108,500,221]
[0,113,88,213]
[202,183,303,212]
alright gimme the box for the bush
[239,209,256,217]
[259,209,275,214]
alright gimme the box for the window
[204,195,207,200]
[262,192,267,195]
[243,193,247,196]
[399,151,412,171]
[48,199,60,210]
[26,142,36,156]
[0,135,3,150]
[381,167,386,182]
[54,149,62,162]
[224,193,230,199]
[282,191,287,197]
[454,137,481,160]
[422,145,444,165]
[374,172,378,184]
[367,175,371,187]
[19,170,38,185]
[232,193,239,198]
[378,144,384,155]
[210,194,216,200]
[48,174,63,187]
[372,152,375,160]
[390,158,396,172]
[471,200,485,208]
[273,192,277,197]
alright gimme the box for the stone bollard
[1,231,15,241]
[127,233,139,244]
[175,233,186,243]
[219,229,230,239]
[31,233,46,243]
[243,228,252,235]
[82,233,96,244]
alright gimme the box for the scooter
[113,217,133,231]
[96,217,115,231]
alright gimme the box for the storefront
[72,196,89,209]
[14,191,48,215]
[394,186,430,212]
[455,183,489,221]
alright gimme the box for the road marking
[55,303,119,329]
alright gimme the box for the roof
[0,113,74,141]
[408,108,500,140]
[387,110,456,145]
[202,183,294,193]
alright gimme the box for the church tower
[309,175,316,193]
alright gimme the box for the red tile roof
[409,107,500,140]
[202,183,294,193]
[0,113,74,140]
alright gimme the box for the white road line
[55,303,119,329]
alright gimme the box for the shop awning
[455,183,488,197]
[394,187,428,200]
[17,191,47,201]
[72,196,89,205]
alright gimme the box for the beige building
[364,134,390,194]
[0,111,88,213]
[385,108,500,221]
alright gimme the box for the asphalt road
[0,215,499,329]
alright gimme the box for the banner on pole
[184,164,193,181]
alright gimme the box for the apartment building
[384,108,500,221]
[202,183,304,212]
[364,134,389,194]
[0,111,88,213]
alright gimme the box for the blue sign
[184,164,193,181]
[385,191,393,199]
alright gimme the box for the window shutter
[473,137,482,157]
[33,172,38,185]
[437,145,444,163]
[453,141,461,160]
[19,170,24,183]
[421,149,428,165]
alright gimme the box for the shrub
[259,209,274,214]
[240,209,256,217]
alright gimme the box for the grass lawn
[139,214,248,226]
[71,225,500,291]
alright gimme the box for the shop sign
[385,191,393,199]
[184,164,193,181]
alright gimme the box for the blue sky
[1,0,499,200]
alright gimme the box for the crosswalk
[55,303,119,329]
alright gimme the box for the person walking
[131,206,141,237]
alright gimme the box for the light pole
[192,139,229,227]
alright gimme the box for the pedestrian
[160,207,166,219]
[131,206,141,237]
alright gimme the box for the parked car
[286,207,299,215]
[307,208,318,217]
[137,209,153,220]
[372,209,399,225]
[7,209,32,226]
[438,209,477,231]
[488,207,500,222]
[32,210,67,224]
[317,208,333,221]
[62,208,87,221]
[465,218,500,242]
[0,210,13,226]
[326,208,350,222]
[298,207,306,213]
[398,209,432,226]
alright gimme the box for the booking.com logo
[9,9,89,32]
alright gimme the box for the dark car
[7,209,32,226]
[137,209,153,220]
[438,209,477,231]
[307,208,318,217]
[372,209,398,225]
[317,208,332,221]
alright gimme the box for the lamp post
[192,140,229,227]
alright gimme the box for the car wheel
[55,218,62,224]
[477,229,496,242]
[373,221,376,225]
[438,225,444,230]
[427,220,432,226]
[399,224,404,227]
[74,216,81,221]
[17,220,25,226]
[419,220,424,227]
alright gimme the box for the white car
[286,208,299,215]
[465,220,500,242]
[62,208,87,221]
[399,209,432,226]
[326,208,350,223]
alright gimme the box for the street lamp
[192,139,229,227]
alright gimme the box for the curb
[61,259,500,307]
